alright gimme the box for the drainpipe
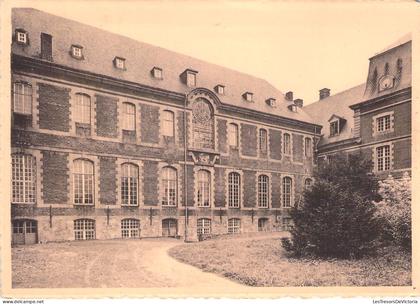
[184,92,188,242]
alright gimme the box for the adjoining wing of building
[10,8,411,244]
[305,34,411,178]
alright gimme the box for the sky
[6,0,419,105]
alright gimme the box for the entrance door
[258,218,269,232]
[12,219,37,245]
[162,219,177,237]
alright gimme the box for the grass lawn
[168,234,411,287]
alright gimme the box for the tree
[282,153,381,258]
[374,172,411,250]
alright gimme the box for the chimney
[285,91,293,101]
[294,98,303,108]
[319,88,330,100]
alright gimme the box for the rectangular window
[283,133,291,155]
[304,137,312,157]
[40,33,53,61]
[258,175,269,208]
[74,94,91,124]
[228,172,240,208]
[282,218,293,231]
[121,164,138,206]
[122,103,136,131]
[114,57,126,69]
[259,129,267,154]
[121,219,140,238]
[74,219,95,240]
[330,120,339,136]
[228,218,240,234]
[376,115,391,133]
[162,167,177,206]
[197,218,211,236]
[17,31,27,44]
[197,170,211,207]
[376,145,391,171]
[228,123,239,147]
[13,82,32,115]
[162,110,174,137]
[12,154,36,203]
[73,160,94,205]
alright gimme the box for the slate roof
[303,84,365,145]
[12,8,316,124]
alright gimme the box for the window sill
[373,130,394,136]
[11,202,36,205]
[121,204,139,207]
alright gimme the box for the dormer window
[187,72,196,87]
[266,98,276,107]
[151,67,163,79]
[243,92,253,102]
[114,57,126,70]
[71,45,83,59]
[15,29,28,45]
[214,85,225,95]
[180,69,198,87]
[288,104,298,112]
[330,120,339,136]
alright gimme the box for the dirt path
[12,238,250,289]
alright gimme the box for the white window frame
[74,93,91,124]
[197,218,211,236]
[228,172,241,208]
[373,111,394,136]
[375,145,392,172]
[257,174,269,208]
[259,128,268,155]
[283,133,291,155]
[122,102,136,131]
[282,176,293,208]
[114,57,126,69]
[11,154,36,204]
[74,219,95,240]
[228,123,239,147]
[121,163,139,206]
[71,45,83,58]
[244,92,253,102]
[228,218,241,234]
[73,159,94,205]
[162,110,175,137]
[215,85,225,95]
[152,67,163,79]
[121,218,140,238]
[161,166,177,206]
[197,170,211,207]
[16,31,27,44]
[13,82,32,115]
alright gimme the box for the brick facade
[99,156,117,205]
[95,94,119,138]
[41,150,68,204]
[38,83,70,132]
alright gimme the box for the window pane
[228,172,240,208]
[75,94,91,124]
[197,170,210,207]
[12,154,36,203]
[13,82,32,114]
[162,167,177,206]
[121,163,138,205]
[122,103,136,131]
[228,124,238,147]
[162,111,174,137]
[73,160,94,205]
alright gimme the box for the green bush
[282,153,381,258]
[375,172,411,250]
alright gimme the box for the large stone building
[10,9,411,245]
[11,8,322,244]
[305,35,411,179]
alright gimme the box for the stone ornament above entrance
[189,151,219,166]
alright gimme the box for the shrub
[282,153,381,258]
[375,172,411,250]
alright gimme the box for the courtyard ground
[12,238,243,289]
[168,233,412,287]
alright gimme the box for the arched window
[304,178,313,190]
[228,172,240,208]
[121,163,139,206]
[197,218,211,236]
[282,177,293,208]
[122,102,136,131]
[283,133,291,155]
[228,218,241,234]
[74,93,91,124]
[12,154,36,203]
[162,110,174,137]
[304,137,312,157]
[228,123,239,147]
[73,159,94,205]
[197,170,211,207]
[13,82,32,115]
[259,129,267,154]
[162,167,177,206]
[121,218,140,238]
[258,175,269,208]
[192,98,214,149]
[74,219,95,240]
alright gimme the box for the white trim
[372,111,395,137]
[372,142,394,173]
